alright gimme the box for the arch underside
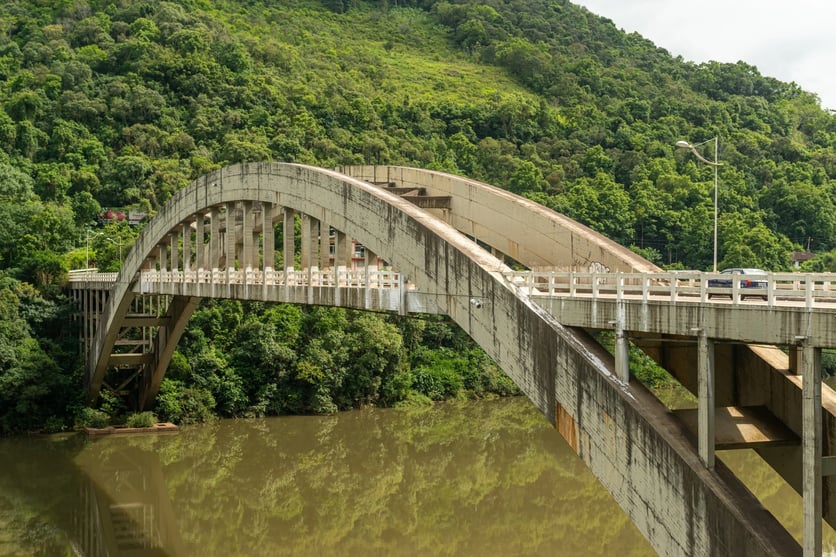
[86,163,797,556]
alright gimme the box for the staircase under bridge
[69,163,836,556]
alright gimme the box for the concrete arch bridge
[70,163,836,556]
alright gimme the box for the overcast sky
[573,0,836,110]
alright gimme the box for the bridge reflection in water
[72,444,185,557]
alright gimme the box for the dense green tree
[0,0,833,432]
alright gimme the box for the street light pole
[85,229,102,270]
[106,236,123,263]
[676,137,722,272]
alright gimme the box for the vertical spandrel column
[301,214,313,270]
[209,207,220,272]
[182,220,192,274]
[226,204,236,273]
[364,247,379,309]
[284,208,295,273]
[252,203,261,272]
[170,230,179,276]
[308,217,320,272]
[242,201,254,270]
[320,220,331,270]
[262,203,275,272]
[336,231,349,275]
[195,212,206,276]
[159,240,168,274]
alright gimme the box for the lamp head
[675,140,692,149]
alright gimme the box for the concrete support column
[242,201,254,271]
[802,340,822,557]
[344,236,355,270]
[226,204,236,272]
[613,291,629,386]
[697,331,716,470]
[310,218,320,268]
[170,230,179,275]
[195,213,205,272]
[182,219,192,273]
[159,241,168,273]
[84,288,91,357]
[301,214,314,270]
[210,207,221,272]
[789,344,801,375]
[262,203,275,273]
[320,220,331,270]
[335,231,349,273]
[365,248,379,272]
[283,208,295,272]
[365,247,379,309]
[251,204,260,271]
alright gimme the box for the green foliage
[75,407,109,429]
[0,0,834,431]
[125,411,157,428]
[155,378,216,425]
[0,274,78,435]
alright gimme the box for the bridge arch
[82,162,795,556]
[89,162,572,414]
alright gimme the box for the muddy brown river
[0,397,832,556]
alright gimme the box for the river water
[0,397,833,556]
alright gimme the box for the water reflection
[73,446,186,557]
[0,398,654,556]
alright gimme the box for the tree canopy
[0,0,834,432]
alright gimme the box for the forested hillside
[0,0,833,433]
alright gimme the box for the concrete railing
[505,270,836,309]
[72,268,836,309]
[139,268,403,288]
[70,269,406,289]
[68,270,119,283]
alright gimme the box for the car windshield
[721,268,766,274]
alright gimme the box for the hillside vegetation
[0,0,833,433]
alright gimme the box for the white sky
[573,0,836,110]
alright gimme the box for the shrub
[125,411,156,428]
[43,415,66,433]
[155,378,215,425]
[75,407,109,429]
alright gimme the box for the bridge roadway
[70,163,834,556]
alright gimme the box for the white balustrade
[502,270,836,307]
